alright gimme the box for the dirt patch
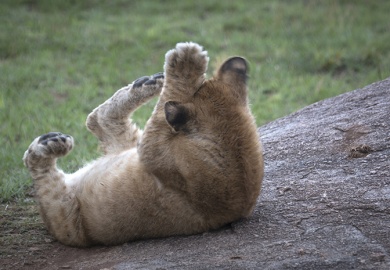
[0,202,124,269]
[0,201,56,269]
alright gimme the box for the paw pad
[23,132,74,168]
[133,72,164,88]
[37,132,73,156]
[38,132,68,145]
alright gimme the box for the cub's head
[164,56,250,134]
[139,44,263,217]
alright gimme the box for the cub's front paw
[23,132,73,167]
[164,42,209,81]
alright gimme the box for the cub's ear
[216,57,248,103]
[164,101,189,132]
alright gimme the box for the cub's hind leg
[23,132,73,180]
[23,132,89,246]
[86,73,164,154]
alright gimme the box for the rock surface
[6,78,390,269]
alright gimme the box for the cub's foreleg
[86,73,164,154]
[23,132,89,246]
[162,42,208,101]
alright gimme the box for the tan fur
[23,42,264,247]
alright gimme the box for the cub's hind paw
[130,72,164,100]
[38,132,70,145]
[86,72,164,131]
[35,132,73,157]
[133,72,164,88]
[23,132,73,167]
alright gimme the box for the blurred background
[1,0,389,201]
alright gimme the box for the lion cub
[23,42,264,247]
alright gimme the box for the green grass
[1,0,389,202]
